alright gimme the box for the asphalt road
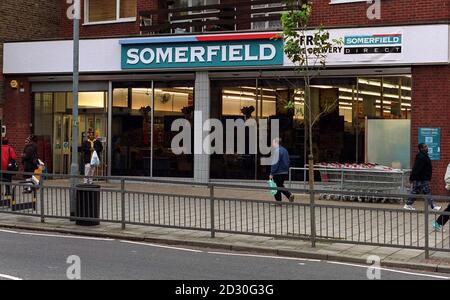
[0,229,448,281]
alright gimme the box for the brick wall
[411,66,450,196]
[310,0,450,27]
[59,0,450,38]
[60,0,157,38]
[0,1,60,168]
[0,0,61,103]
[3,77,32,170]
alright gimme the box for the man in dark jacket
[270,138,294,203]
[21,135,39,194]
[22,135,38,178]
[404,143,440,211]
[82,128,103,184]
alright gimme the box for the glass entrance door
[53,114,72,174]
[79,113,107,176]
[53,113,107,175]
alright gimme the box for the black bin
[76,184,101,226]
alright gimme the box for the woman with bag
[433,163,450,231]
[2,138,17,197]
[21,135,38,193]
[81,128,103,184]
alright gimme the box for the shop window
[113,88,129,108]
[154,88,191,112]
[67,92,106,109]
[86,0,136,23]
[111,83,194,178]
[54,93,67,113]
[221,87,276,118]
[132,88,153,111]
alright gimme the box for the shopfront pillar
[194,72,210,184]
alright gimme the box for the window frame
[84,0,137,26]
[250,1,284,31]
[170,0,221,33]
[329,0,368,4]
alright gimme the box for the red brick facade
[411,66,450,195]
[0,0,61,103]
[311,0,450,27]
[60,0,157,38]
[1,1,61,169]
[58,0,450,38]
[3,77,33,168]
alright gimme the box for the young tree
[282,0,341,192]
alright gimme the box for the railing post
[310,188,316,248]
[401,171,405,193]
[303,168,307,190]
[40,176,45,223]
[289,168,292,189]
[121,179,126,230]
[210,184,215,238]
[424,196,430,259]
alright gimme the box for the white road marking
[0,273,22,280]
[17,232,114,241]
[327,261,450,280]
[208,251,321,262]
[0,229,18,234]
[119,240,203,253]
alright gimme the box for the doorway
[33,91,109,175]
[53,113,107,175]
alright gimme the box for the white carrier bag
[444,163,450,191]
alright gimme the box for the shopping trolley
[316,163,408,203]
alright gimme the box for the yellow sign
[10,80,19,89]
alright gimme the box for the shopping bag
[267,179,278,196]
[90,151,100,166]
[445,163,450,190]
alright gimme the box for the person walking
[269,138,294,203]
[1,138,17,197]
[21,135,39,194]
[404,143,441,211]
[433,163,450,231]
[82,128,103,184]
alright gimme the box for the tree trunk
[305,80,316,247]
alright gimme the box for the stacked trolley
[315,163,409,203]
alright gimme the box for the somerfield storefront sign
[343,34,402,55]
[3,24,449,74]
[120,33,284,69]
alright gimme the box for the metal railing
[0,171,448,259]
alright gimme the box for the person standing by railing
[1,138,17,197]
[82,128,103,184]
[269,138,294,203]
[404,143,441,211]
[22,135,38,193]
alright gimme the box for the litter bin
[76,184,101,226]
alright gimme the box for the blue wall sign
[120,34,284,70]
[418,128,441,161]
